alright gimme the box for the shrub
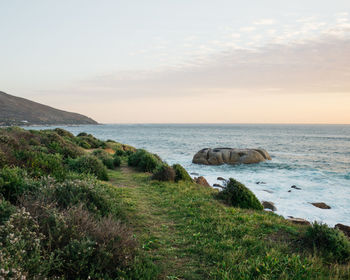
[0,150,6,168]
[139,153,162,173]
[0,167,38,203]
[65,207,137,274]
[152,165,176,181]
[0,207,44,277]
[128,149,147,167]
[216,178,263,210]
[17,200,136,279]
[68,155,108,181]
[54,128,75,139]
[304,222,350,262]
[15,150,66,180]
[92,149,115,169]
[0,198,15,224]
[40,130,83,159]
[45,179,114,216]
[128,149,162,173]
[113,154,121,167]
[172,164,192,182]
[76,133,106,149]
[115,148,126,156]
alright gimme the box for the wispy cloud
[253,19,276,25]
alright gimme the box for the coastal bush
[305,222,350,262]
[68,155,109,181]
[54,128,75,139]
[172,164,192,182]
[113,154,121,167]
[62,206,137,278]
[92,149,115,169]
[216,178,263,210]
[76,133,106,149]
[0,207,45,277]
[40,130,83,159]
[128,149,147,167]
[115,148,126,156]
[77,132,88,137]
[45,179,113,216]
[0,150,6,168]
[128,149,162,173]
[5,199,136,279]
[0,198,15,224]
[152,165,176,181]
[139,153,162,173]
[0,167,38,203]
[15,150,66,180]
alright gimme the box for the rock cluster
[193,148,271,165]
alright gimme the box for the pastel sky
[1,0,350,123]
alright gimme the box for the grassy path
[109,166,205,279]
[107,165,350,280]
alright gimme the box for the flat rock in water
[311,202,331,209]
[335,224,350,238]
[287,218,311,226]
[192,148,271,165]
[213,183,224,188]
[291,185,301,190]
[256,181,267,185]
[217,177,226,181]
[262,201,277,211]
[194,176,211,187]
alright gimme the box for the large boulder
[194,176,211,187]
[192,148,271,165]
[262,201,277,211]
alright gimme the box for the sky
[1,0,350,124]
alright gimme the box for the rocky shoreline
[193,174,350,238]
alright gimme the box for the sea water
[26,124,350,226]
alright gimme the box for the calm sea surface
[26,124,350,226]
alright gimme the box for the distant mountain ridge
[0,91,98,126]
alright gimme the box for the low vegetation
[216,178,264,210]
[0,127,349,279]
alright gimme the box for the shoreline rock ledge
[192,148,271,165]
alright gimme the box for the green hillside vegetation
[0,127,349,279]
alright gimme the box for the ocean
[25,124,350,226]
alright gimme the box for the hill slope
[0,91,98,125]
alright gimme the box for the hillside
[0,127,349,279]
[0,91,98,125]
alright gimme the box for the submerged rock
[263,189,274,194]
[256,181,267,185]
[213,183,224,188]
[335,224,350,238]
[291,185,301,190]
[262,201,277,211]
[194,176,211,187]
[311,202,331,209]
[192,148,271,165]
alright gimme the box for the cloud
[77,30,350,102]
[253,19,276,25]
[240,26,256,32]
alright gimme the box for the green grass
[107,165,350,279]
